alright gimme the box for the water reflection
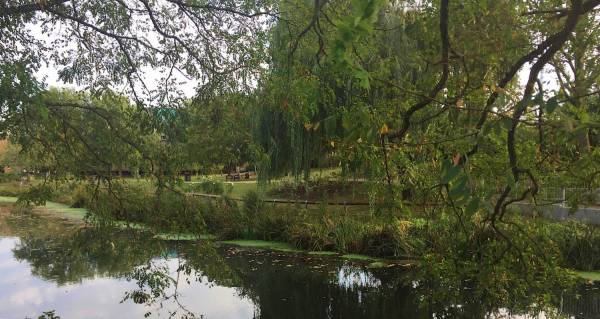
[0,208,597,319]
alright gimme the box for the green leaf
[354,67,371,89]
[506,173,516,188]
[449,176,468,199]
[39,107,49,120]
[501,117,513,131]
[481,122,493,137]
[545,96,559,114]
[533,92,544,105]
[465,197,480,214]
[448,176,468,198]
[441,160,460,183]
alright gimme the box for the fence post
[561,187,567,207]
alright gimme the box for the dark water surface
[0,208,598,319]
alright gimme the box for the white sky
[35,62,199,99]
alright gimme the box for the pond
[0,207,598,319]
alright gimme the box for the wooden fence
[186,192,371,207]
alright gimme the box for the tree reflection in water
[3,211,599,319]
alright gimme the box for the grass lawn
[226,181,262,198]
[576,271,600,282]
[0,196,87,220]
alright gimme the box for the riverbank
[0,197,400,268]
[1,194,598,282]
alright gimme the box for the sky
[27,7,205,104]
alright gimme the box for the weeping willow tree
[253,0,444,192]
[254,0,391,183]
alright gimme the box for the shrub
[361,224,401,257]
[251,207,290,241]
[330,216,364,252]
[0,172,21,183]
[242,190,264,217]
[183,180,226,195]
[289,221,335,251]
[201,197,248,239]
[547,221,600,271]
[16,184,54,206]
[288,214,366,253]
[85,185,206,234]
[199,180,225,195]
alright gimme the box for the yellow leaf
[304,123,313,130]
[330,141,335,147]
[456,99,464,108]
[380,123,389,135]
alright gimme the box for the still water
[0,207,598,319]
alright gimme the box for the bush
[16,184,54,206]
[362,224,401,257]
[288,214,367,253]
[251,209,290,241]
[86,185,205,234]
[0,181,26,196]
[49,182,90,207]
[0,172,21,183]
[363,218,427,258]
[548,221,600,271]
[182,180,226,195]
[201,197,248,239]
[199,180,225,195]
[242,190,264,216]
[289,221,335,251]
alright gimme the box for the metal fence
[536,187,600,206]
